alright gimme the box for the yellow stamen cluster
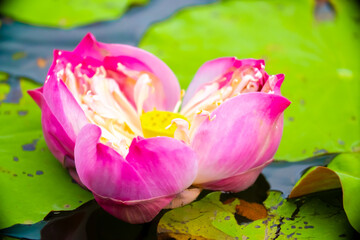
[140,110,189,138]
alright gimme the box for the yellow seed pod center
[140,110,189,138]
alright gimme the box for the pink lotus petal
[29,87,82,184]
[126,136,198,197]
[96,188,202,223]
[94,194,174,224]
[42,75,88,140]
[48,50,102,79]
[32,93,75,163]
[182,57,266,105]
[261,73,285,95]
[191,92,290,191]
[28,87,43,107]
[29,86,75,163]
[73,33,180,110]
[274,74,285,94]
[75,124,198,222]
[195,159,272,192]
[165,188,202,209]
[103,56,152,73]
[182,57,236,105]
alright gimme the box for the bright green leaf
[139,0,360,161]
[0,78,93,228]
[158,191,356,239]
[328,153,360,233]
[0,0,148,28]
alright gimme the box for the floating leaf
[140,0,360,161]
[158,190,356,239]
[290,153,360,232]
[289,166,340,198]
[0,0,148,28]
[262,154,335,196]
[0,78,93,228]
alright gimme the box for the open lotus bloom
[29,33,290,223]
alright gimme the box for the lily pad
[290,153,360,232]
[0,78,93,229]
[158,191,356,239]
[139,0,360,161]
[0,0,148,28]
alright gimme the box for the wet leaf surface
[140,0,360,161]
[0,0,149,28]
[290,153,360,232]
[158,190,357,239]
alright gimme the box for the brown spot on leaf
[222,197,236,205]
[37,58,47,68]
[235,200,267,221]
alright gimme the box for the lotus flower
[29,33,290,223]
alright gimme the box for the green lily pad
[0,0,148,28]
[290,153,360,232]
[158,191,356,239]
[0,78,93,229]
[140,0,360,161]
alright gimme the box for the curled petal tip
[27,87,44,107]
